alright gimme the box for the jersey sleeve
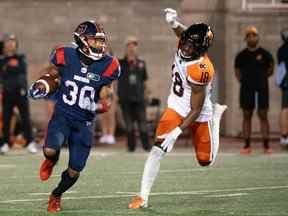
[186,61,214,85]
[49,47,66,67]
[102,57,121,82]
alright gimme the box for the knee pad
[43,148,60,163]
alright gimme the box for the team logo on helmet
[75,24,87,35]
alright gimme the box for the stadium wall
[0,0,287,136]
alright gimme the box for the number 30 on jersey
[63,80,97,111]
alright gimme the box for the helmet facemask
[178,37,200,61]
[178,23,213,61]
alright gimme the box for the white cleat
[210,104,228,165]
[27,141,38,154]
[0,143,9,154]
[106,135,116,145]
[99,135,108,144]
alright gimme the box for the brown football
[38,74,59,95]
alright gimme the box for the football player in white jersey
[128,8,227,209]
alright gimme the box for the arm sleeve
[234,53,242,69]
[102,57,121,83]
[49,47,66,67]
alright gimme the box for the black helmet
[178,23,213,61]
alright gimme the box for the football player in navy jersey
[29,20,121,212]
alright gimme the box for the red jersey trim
[56,47,65,65]
[102,57,119,77]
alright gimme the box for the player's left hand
[160,127,182,152]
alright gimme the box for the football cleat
[128,195,147,209]
[39,159,55,181]
[47,195,62,212]
[240,147,251,155]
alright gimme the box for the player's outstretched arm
[28,63,60,99]
[164,8,187,38]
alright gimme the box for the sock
[140,146,165,203]
[263,138,269,149]
[44,149,60,164]
[52,170,79,197]
[244,138,250,148]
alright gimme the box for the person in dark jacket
[118,36,151,152]
[0,34,37,154]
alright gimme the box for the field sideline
[0,145,287,216]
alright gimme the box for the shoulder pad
[186,57,214,85]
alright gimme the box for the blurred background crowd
[0,0,287,154]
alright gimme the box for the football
[37,74,60,95]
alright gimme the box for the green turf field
[0,149,287,216]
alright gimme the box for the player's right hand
[28,82,47,99]
[95,99,111,113]
[164,8,178,27]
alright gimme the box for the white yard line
[28,191,77,196]
[205,192,248,198]
[124,168,208,174]
[0,185,287,204]
[0,194,134,204]
[0,164,16,168]
[117,185,288,196]
[0,174,60,179]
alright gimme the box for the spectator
[277,28,288,147]
[0,34,37,154]
[99,81,117,145]
[118,36,151,152]
[235,26,274,154]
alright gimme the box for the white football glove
[160,127,182,152]
[164,8,179,28]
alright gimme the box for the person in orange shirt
[128,8,227,208]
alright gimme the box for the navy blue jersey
[50,46,120,121]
